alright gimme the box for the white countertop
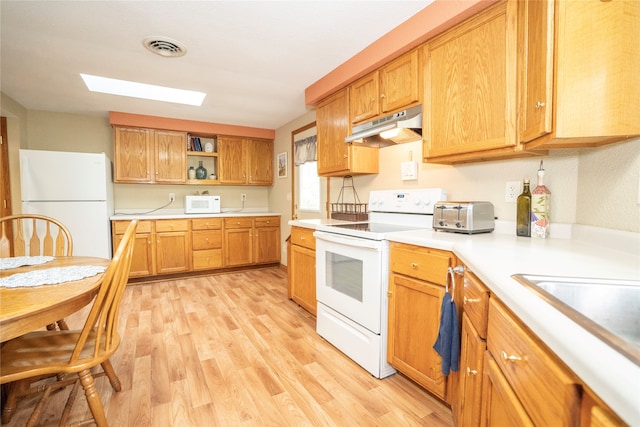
[290,218,640,425]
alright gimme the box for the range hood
[345,105,422,148]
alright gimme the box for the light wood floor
[3,267,453,426]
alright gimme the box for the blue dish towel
[432,292,460,375]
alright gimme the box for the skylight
[80,74,206,106]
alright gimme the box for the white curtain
[294,135,317,165]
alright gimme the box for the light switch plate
[401,161,418,180]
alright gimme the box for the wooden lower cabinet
[288,226,316,315]
[113,220,154,278]
[112,215,280,279]
[153,219,190,275]
[455,313,486,427]
[223,216,280,267]
[387,242,461,402]
[191,218,223,270]
[253,216,280,264]
[580,389,627,427]
[480,353,534,426]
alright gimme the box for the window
[298,161,320,211]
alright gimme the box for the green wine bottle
[516,179,531,237]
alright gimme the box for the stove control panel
[368,188,448,214]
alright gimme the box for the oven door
[314,230,388,334]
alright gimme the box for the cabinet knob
[380,93,386,98]
[501,351,527,363]
[370,98,376,103]
[387,291,392,297]
[343,154,348,158]
[410,262,418,269]
[535,101,546,109]
[463,296,481,304]
[466,367,478,376]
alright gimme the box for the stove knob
[439,221,445,226]
[456,222,462,228]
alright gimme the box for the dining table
[0,256,109,343]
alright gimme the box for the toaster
[432,202,495,234]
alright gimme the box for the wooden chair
[0,214,73,258]
[1,214,74,332]
[0,220,138,427]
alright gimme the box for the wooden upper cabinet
[518,0,554,144]
[218,136,273,185]
[317,88,379,177]
[114,127,152,183]
[524,0,640,149]
[379,49,421,114]
[349,49,420,125]
[153,130,187,184]
[247,138,273,185]
[114,126,186,184]
[218,136,247,184]
[423,1,540,163]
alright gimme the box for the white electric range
[313,188,447,378]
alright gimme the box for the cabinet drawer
[487,299,580,426]
[290,227,315,251]
[113,220,152,234]
[192,218,222,230]
[389,242,452,285]
[193,249,223,270]
[192,230,222,250]
[463,270,490,339]
[224,217,253,229]
[155,219,189,232]
[255,216,279,228]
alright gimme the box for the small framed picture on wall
[277,152,287,178]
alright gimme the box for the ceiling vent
[142,36,186,58]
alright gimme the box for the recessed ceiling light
[80,73,206,106]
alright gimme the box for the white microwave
[185,195,221,214]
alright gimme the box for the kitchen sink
[512,274,640,365]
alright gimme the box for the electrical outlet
[240,193,246,202]
[505,181,520,203]
[169,193,175,202]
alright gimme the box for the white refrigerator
[20,149,115,259]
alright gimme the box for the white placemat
[0,256,55,271]
[0,265,106,288]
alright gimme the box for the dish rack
[331,176,368,221]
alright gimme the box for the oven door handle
[313,231,383,250]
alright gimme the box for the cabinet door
[456,313,486,427]
[317,89,350,175]
[154,130,187,183]
[289,244,316,315]
[155,231,190,274]
[480,353,534,427]
[349,71,380,124]
[518,0,554,143]
[224,228,253,266]
[254,226,280,264]
[387,273,447,399]
[114,231,154,278]
[247,138,273,185]
[424,1,518,160]
[379,49,420,113]
[218,136,247,184]
[114,127,152,183]
[155,220,190,274]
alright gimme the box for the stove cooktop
[329,222,423,234]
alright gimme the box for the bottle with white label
[531,161,551,238]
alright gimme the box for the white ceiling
[1,1,432,130]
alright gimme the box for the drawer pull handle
[463,296,481,304]
[501,351,526,363]
[411,262,418,269]
[466,367,478,376]
[536,101,546,108]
